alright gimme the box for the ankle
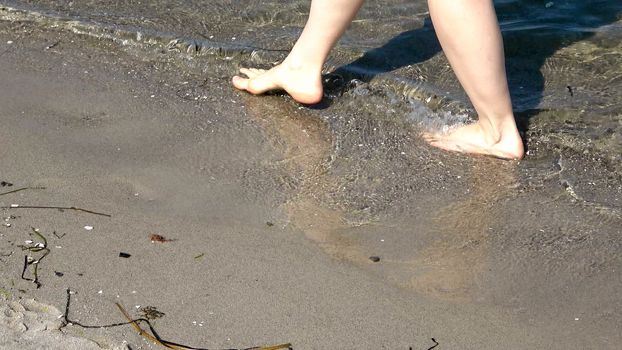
[476,121,502,146]
[478,118,525,159]
[478,115,519,144]
[283,51,324,74]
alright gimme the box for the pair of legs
[232,0,525,159]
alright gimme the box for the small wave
[0,4,288,60]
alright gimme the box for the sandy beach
[1,5,621,350]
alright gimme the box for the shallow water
[2,0,621,159]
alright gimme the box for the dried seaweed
[18,228,50,288]
[149,234,176,243]
[61,289,292,350]
[140,306,166,320]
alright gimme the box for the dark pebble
[54,271,64,277]
[1,181,13,187]
[369,256,381,262]
[119,252,131,258]
[266,221,274,227]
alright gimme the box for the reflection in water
[408,160,518,300]
[241,94,369,263]
[242,93,521,302]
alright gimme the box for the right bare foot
[423,121,525,160]
[231,62,324,105]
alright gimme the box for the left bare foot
[424,122,525,160]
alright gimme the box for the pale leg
[426,0,525,159]
[232,0,365,104]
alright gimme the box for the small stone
[369,256,381,262]
[54,271,64,277]
[119,252,131,258]
[84,226,93,231]
[6,41,13,44]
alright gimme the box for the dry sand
[0,15,620,350]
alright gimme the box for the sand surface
[0,15,620,350]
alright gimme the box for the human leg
[426,0,525,159]
[232,0,365,104]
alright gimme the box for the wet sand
[1,14,621,350]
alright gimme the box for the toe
[422,131,444,145]
[246,74,280,95]
[231,75,249,91]
[238,68,255,78]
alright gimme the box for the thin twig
[0,186,46,196]
[61,289,138,330]
[427,338,439,350]
[1,205,111,217]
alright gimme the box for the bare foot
[231,62,323,105]
[424,122,525,160]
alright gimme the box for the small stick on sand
[0,205,111,217]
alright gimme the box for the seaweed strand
[18,228,50,288]
[61,289,291,350]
